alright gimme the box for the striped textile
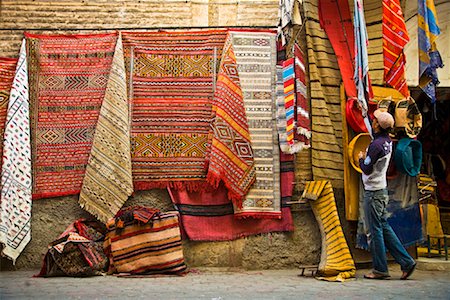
[283,58,296,147]
[230,30,280,218]
[122,30,229,192]
[104,208,186,275]
[26,32,117,199]
[168,185,294,241]
[303,0,344,188]
[318,0,357,98]
[0,40,32,263]
[418,0,443,104]
[79,35,134,223]
[293,43,310,149]
[354,0,374,137]
[207,31,257,207]
[0,57,17,169]
[382,0,410,97]
[303,181,356,282]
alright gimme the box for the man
[358,109,416,280]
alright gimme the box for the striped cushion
[104,210,186,275]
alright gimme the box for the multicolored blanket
[0,41,32,263]
[229,30,280,218]
[79,34,134,223]
[26,32,117,199]
[104,207,186,275]
[382,0,410,97]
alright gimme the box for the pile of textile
[37,219,108,277]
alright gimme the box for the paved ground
[1,266,449,299]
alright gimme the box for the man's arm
[359,143,381,175]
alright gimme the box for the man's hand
[358,151,365,160]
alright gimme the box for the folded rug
[26,32,117,199]
[0,40,32,263]
[303,180,356,282]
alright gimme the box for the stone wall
[0,0,333,271]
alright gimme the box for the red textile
[168,184,294,241]
[382,0,410,97]
[26,33,117,199]
[318,0,357,98]
[0,57,18,170]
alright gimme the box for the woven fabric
[318,0,357,98]
[37,219,108,277]
[0,57,17,170]
[104,208,186,275]
[229,30,280,218]
[303,0,344,188]
[168,185,294,241]
[382,0,410,97]
[26,32,117,199]
[207,32,256,207]
[283,58,296,146]
[122,30,228,192]
[354,0,374,136]
[78,35,133,223]
[303,181,356,282]
[418,0,443,104]
[0,40,32,263]
[293,43,310,149]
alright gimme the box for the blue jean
[363,189,415,275]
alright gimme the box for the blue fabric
[418,0,443,104]
[353,0,372,136]
[394,138,422,177]
[363,189,416,275]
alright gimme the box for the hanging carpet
[26,32,117,199]
[122,30,256,206]
[229,30,280,218]
[0,40,32,263]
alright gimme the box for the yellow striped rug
[303,180,356,282]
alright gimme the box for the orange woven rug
[26,33,117,199]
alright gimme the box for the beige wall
[0,0,279,57]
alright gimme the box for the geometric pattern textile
[79,35,134,223]
[382,0,410,97]
[121,30,228,191]
[283,58,295,147]
[229,30,280,218]
[206,32,257,207]
[303,181,356,282]
[0,40,32,263]
[0,57,18,171]
[26,32,117,199]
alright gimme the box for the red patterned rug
[26,33,117,199]
[122,30,228,191]
[122,30,255,205]
[0,57,18,168]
